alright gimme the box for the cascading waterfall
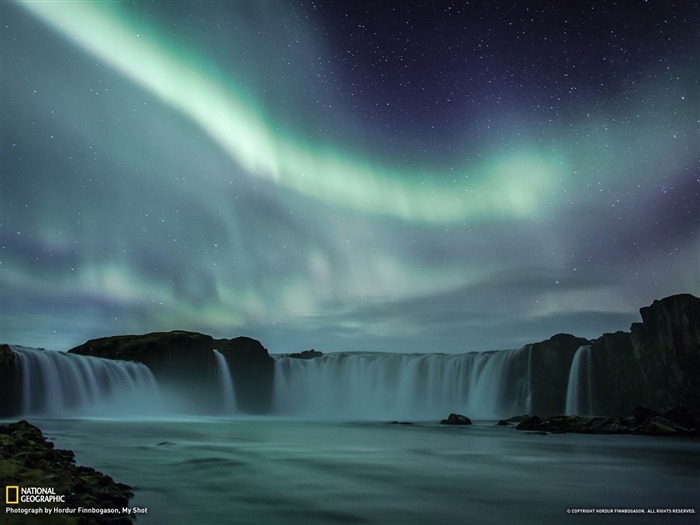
[6,345,560,420]
[565,345,595,415]
[213,350,237,414]
[273,348,533,420]
[12,346,161,417]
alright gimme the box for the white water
[213,350,236,414]
[12,346,162,417]
[273,348,533,420]
[9,344,586,420]
[565,345,595,415]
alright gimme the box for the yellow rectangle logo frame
[6,486,19,504]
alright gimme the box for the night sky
[1,1,698,353]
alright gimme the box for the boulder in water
[440,413,472,425]
[515,416,543,431]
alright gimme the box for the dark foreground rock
[69,331,275,413]
[440,413,472,425]
[514,406,699,436]
[0,420,133,524]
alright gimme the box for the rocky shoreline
[434,407,698,436]
[509,405,699,436]
[0,420,134,524]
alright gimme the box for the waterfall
[273,348,532,420]
[12,346,161,417]
[213,350,237,414]
[565,345,595,415]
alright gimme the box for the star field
[1,1,698,352]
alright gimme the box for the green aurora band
[5,1,696,351]
[19,0,570,223]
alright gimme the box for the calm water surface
[18,419,700,525]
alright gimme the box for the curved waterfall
[6,344,597,420]
[273,348,533,420]
[12,346,161,417]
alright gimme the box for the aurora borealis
[1,1,698,352]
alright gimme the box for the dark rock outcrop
[69,331,275,413]
[588,330,635,416]
[527,333,591,416]
[514,406,698,436]
[497,414,531,426]
[591,294,700,416]
[632,294,700,413]
[0,420,134,523]
[515,414,627,434]
[68,330,214,373]
[440,413,472,425]
[287,349,323,360]
[0,344,19,417]
[215,336,275,413]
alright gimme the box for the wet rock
[498,414,531,426]
[641,416,682,436]
[664,406,698,431]
[633,405,660,424]
[440,413,472,425]
[514,407,696,436]
[515,416,543,431]
[0,420,134,523]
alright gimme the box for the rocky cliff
[0,344,19,417]
[68,331,275,413]
[591,293,700,415]
[527,333,591,415]
[1,294,697,418]
[589,331,636,415]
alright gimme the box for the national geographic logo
[5,486,19,505]
[4,486,65,504]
